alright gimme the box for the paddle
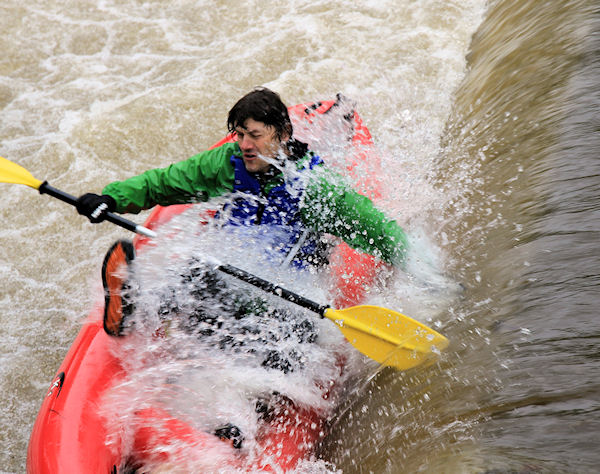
[216,263,449,370]
[1,155,448,369]
[0,156,156,238]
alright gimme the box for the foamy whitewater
[99,214,350,470]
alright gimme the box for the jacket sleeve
[301,172,409,265]
[102,143,237,214]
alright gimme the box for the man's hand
[76,193,117,223]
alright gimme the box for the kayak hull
[27,317,124,473]
[27,97,383,473]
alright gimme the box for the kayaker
[76,87,409,269]
[78,88,413,451]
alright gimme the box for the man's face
[235,118,288,173]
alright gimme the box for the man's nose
[239,135,253,150]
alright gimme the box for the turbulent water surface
[1,0,599,472]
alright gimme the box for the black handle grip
[39,181,156,237]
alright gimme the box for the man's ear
[281,122,292,143]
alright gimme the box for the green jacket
[103,142,408,265]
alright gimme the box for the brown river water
[1,0,598,472]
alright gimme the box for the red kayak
[27,96,385,473]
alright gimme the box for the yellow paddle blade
[0,156,43,189]
[324,305,449,370]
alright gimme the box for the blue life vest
[219,154,327,268]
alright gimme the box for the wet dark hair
[227,87,293,140]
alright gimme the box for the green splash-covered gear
[102,142,408,265]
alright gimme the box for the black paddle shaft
[217,263,330,317]
[39,181,142,235]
